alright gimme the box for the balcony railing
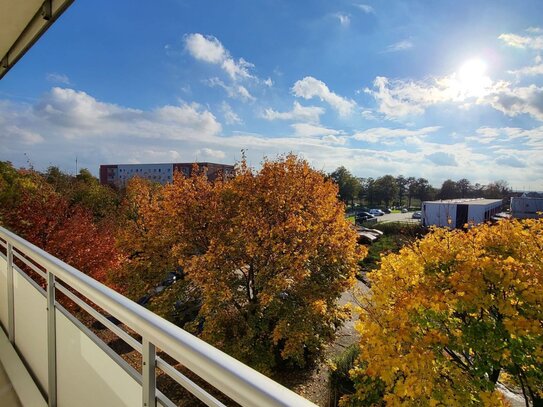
[0,226,316,407]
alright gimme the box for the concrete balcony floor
[0,361,21,406]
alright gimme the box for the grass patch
[346,215,355,224]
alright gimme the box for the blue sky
[1,0,543,189]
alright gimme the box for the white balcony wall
[56,309,142,407]
[13,270,48,393]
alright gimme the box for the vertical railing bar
[6,242,15,343]
[47,271,57,407]
[142,338,156,407]
[142,339,157,407]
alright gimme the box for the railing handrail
[0,226,316,407]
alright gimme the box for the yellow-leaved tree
[153,154,365,371]
[347,219,543,406]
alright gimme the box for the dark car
[356,212,376,222]
[412,211,422,219]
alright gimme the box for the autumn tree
[153,155,365,371]
[347,219,543,406]
[1,178,120,282]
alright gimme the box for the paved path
[377,211,419,223]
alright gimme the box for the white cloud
[46,73,71,85]
[354,4,374,13]
[263,77,273,87]
[425,152,458,166]
[508,58,543,77]
[197,148,226,159]
[205,78,255,102]
[383,40,413,53]
[334,13,350,27]
[185,33,254,81]
[3,125,44,145]
[291,123,341,138]
[292,76,356,116]
[499,30,543,50]
[2,87,543,190]
[262,101,325,123]
[365,71,543,121]
[495,155,526,168]
[352,126,440,143]
[484,84,543,121]
[220,102,243,125]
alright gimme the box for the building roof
[424,198,502,206]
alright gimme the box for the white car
[369,209,385,216]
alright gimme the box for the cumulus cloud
[425,152,458,166]
[262,101,325,123]
[2,87,542,190]
[484,84,543,121]
[365,70,543,121]
[185,33,254,80]
[383,40,414,53]
[352,126,441,143]
[197,148,226,159]
[292,76,356,116]
[205,77,255,102]
[220,102,243,125]
[291,123,342,138]
[2,125,44,145]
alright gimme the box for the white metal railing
[0,226,316,407]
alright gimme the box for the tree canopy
[348,219,543,406]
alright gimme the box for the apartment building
[99,162,234,187]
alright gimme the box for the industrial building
[99,162,234,187]
[422,198,502,228]
[511,195,543,219]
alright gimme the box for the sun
[455,58,491,97]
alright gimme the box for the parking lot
[377,211,420,223]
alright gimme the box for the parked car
[369,209,385,216]
[356,212,375,222]
[401,208,408,213]
[384,208,392,214]
[412,211,422,219]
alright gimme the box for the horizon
[1,0,543,190]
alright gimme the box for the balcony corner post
[142,338,156,407]
[47,271,57,407]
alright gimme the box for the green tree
[373,175,398,207]
[330,166,361,207]
[438,179,460,200]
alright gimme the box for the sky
[1,0,543,190]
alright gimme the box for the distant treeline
[329,166,512,208]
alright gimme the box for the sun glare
[455,58,491,97]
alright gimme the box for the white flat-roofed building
[511,195,543,219]
[422,198,502,228]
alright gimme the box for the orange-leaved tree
[156,154,365,371]
[348,219,543,406]
[1,170,120,283]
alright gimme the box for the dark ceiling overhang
[0,0,75,79]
